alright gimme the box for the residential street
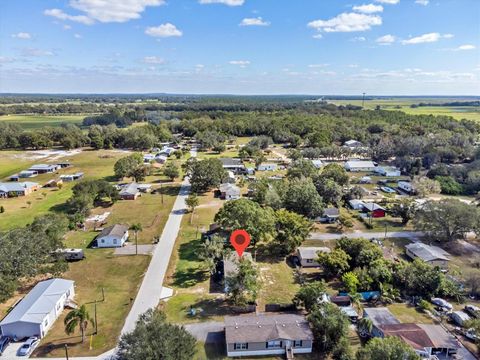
[309,231,424,241]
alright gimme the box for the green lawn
[388,303,435,324]
[0,114,87,129]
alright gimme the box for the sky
[0,0,479,95]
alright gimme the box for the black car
[0,336,11,355]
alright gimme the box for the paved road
[309,231,424,241]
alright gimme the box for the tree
[189,158,226,193]
[336,237,383,269]
[185,193,199,224]
[357,317,373,337]
[287,158,317,179]
[117,309,196,360]
[435,176,464,195]
[164,161,179,181]
[64,304,94,343]
[225,257,259,306]
[317,248,351,278]
[308,303,351,355]
[273,209,312,255]
[198,235,225,274]
[293,281,327,311]
[321,163,349,186]
[129,223,143,255]
[337,213,354,231]
[314,177,343,206]
[0,206,4,213]
[388,199,416,225]
[114,153,144,180]
[284,178,324,218]
[412,176,441,197]
[356,336,420,360]
[414,199,478,243]
[342,272,359,294]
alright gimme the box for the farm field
[0,114,87,129]
[330,99,480,121]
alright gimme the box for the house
[224,314,313,357]
[257,163,277,171]
[158,146,175,157]
[359,176,372,184]
[405,243,450,269]
[343,140,364,149]
[375,166,401,177]
[56,162,72,169]
[363,307,400,338]
[398,180,414,194]
[60,172,84,182]
[451,311,471,327]
[345,160,376,172]
[340,306,359,323]
[416,324,460,357]
[43,178,63,188]
[119,183,140,200]
[0,182,39,198]
[10,170,38,181]
[219,183,241,200]
[348,199,365,210]
[296,247,330,267]
[96,224,129,248]
[28,164,59,174]
[154,154,168,164]
[317,207,340,223]
[220,158,246,174]
[361,203,386,218]
[223,252,253,292]
[143,154,155,163]
[225,171,236,184]
[330,296,351,307]
[137,184,152,193]
[311,159,323,169]
[0,278,75,339]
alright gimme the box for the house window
[56,302,61,311]
[101,239,105,243]
[267,340,282,349]
[113,239,117,245]
[294,340,303,347]
[44,318,49,328]
[234,343,248,350]
[306,259,313,263]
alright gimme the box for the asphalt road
[309,231,424,241]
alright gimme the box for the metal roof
[219,158,244,167]
[345,160,376,168]
[297,247,330,260]
[0,182,38,193]
[364,307,400,327]
[406,243,450,262]
[0,279,74,326]
[119,183,139,196]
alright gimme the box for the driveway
[309,231,424,242]
[114,244,155,256]
[184,322,225,344]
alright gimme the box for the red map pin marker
[230,229,251,257]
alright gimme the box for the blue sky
[0,0,479,95]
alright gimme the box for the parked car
[17,337,39,356]
[0,336,11,355]
[464,304,480,318]
[431,298,453,311]
[465,329,478,341]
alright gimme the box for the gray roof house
[0,182,39,198]
[96,224,129,248]
[0,278,75,339]
[28,164,59,173]
[224,252,253,292]
[297,247,331,267]
[219,183,241,200]
[220,158,245,173]
[317,207,340,223]
[363,307,400,338]
[405,243,450,269]
[119,183,140,200]
[345,160,376,172]
[225,313,313,357]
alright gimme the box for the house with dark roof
[0,278,75,339]
[363,307,400,337]
[224,313,313,357]
[405,243,451,269]
[219,158,245,173]
[119,183,140,200]
[317,207,340,223]
[96,224,129,248]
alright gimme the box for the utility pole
[64,344,69,360]
[362,92,366,108]
[94,300,98,335]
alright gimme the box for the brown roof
[225,314,313,344]
[379,323,434,350]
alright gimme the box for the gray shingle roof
[297,247,330,260]
[99,224,129,238]
[119,183,139,196]
[0,278,74,325]
[219,158,244,167]
[406,243,450,262]
[364,307,400,327]
[225,314,313,344]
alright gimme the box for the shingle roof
[224,314,313,344]
[417,324,459,349]
[297,247,330,260]
[219,158,244,167]
[362,203,385,211]
[224,252,253,276]
[323,207,340,217]
[406,243,450,262]
[364,307,400,327]
[99,224,128,238]
[119,183,139,196]
[379,323,434,350]
[0,279,74,325]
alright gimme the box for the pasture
[0,114,86,129]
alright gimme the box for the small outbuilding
[361,203,386,218]
[257,163,278,171]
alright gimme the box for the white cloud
[308,64,329,68]
[351,36,366,42]
[143,56,165,64]
[145,23,183,38]
[352,4,383,14]
[199,0,244,6]
[229,60,250,68]
[239,17,270,26]
[348,64,359,68]
[74,33,82,39]
[20,48,55,57]
[312,34,323,39]
[415,0,429,5]
[376,34,395,45]
[308,12,382,33]
[375,0,399,4]
[455,44,476,51]
[44,8,94,25]
[0,56,15,64]
[11,32,32,39]
[402,32,452,44]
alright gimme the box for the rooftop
[0,278,74,325]
[362,203,386,211]
[119,183,139,196]
[363,307,400,327]
[224,252,253,276]
[98,224,129,238]
[219,158,244,167]
[0,182,38,192]
[224,313,313,344]
[297,246,330,260]
[323,207,340,217]
[345,160,376,168]
[405,243,451,262]
[379,323,434,350]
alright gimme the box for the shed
[257,163,278,171]
[345,160,376,172]
[348,199,365,210]
[361,203,386,218]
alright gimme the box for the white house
[257,163,277,171]
[296,247,331,267]
[344,160,376,172]
[375,166,401,177]
[0,278,75,339]
[348,199,365,210]
[219,183,241,201]
[96,224,129,248]
[343,140,363,149]
[398,181,414,194]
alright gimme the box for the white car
[431,298,453,311]
[17,337,39,356]
[466,328,478,341]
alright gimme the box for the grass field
[0,114,87,129]
[330,99,480,121]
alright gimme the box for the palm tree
[64,305,94,343]
[350,293,364,316]
[129,223,143,255]
[358,317,373,338]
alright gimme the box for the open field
[0,114,87,129]
[330,99,480,121]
